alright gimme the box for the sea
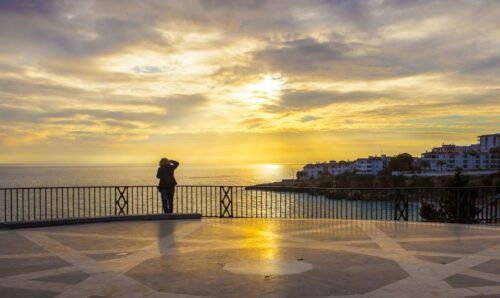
[0,164,303,187]
[0,164,418,221]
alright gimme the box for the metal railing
[0,186,498,224]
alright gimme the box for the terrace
[0,219,499,297]
[0,186,499,297]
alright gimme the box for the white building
[327,161,356,176]
[354,155,389,175]
[298,156,389,179]
[421,133,500,173]
[479,133,500,153]
[299,161,355,179]
[298,133,499,179]
[301,163,326,179]
[479,133,500,170]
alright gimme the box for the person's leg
[160,190,169,213]
[167,187,175,213]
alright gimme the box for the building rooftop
[0,219,499,297]
[478,133,500,137]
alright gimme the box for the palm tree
[490,146,500,154]
[437,160,447,172]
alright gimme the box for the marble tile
[33,270,89,284]
[0,233,48,255]
[46,233,153,251]
[414,255,461,265]
[398,238,500,254]
[0,286,57,298]
[445,273,499,288]
[0,256,70,277]
[472,260,500,275]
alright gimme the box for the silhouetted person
[157,158,179,213]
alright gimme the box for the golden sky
[0,0,499,164]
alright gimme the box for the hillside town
[297,133,500,179]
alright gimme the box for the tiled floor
[0,219,498,297]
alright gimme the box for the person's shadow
[157,220,177,255]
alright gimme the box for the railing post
[115,187,129,215]
[495,187,498,224]
[393,189,408,221]
[219,186,233,218]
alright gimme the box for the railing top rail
[244,185,499,190]
[0,185,498,190]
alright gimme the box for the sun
[258,163,284,176]
[239,74,284,105]
[251,75,283,94]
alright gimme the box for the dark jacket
[157,160,179,190]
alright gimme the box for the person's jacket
[157,160,179,190]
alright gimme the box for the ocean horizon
[0,163,302,188]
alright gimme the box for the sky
[0,0,499,165]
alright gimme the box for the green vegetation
[419,170,481,223]
[291,170,499,189]
[388,153,414,172]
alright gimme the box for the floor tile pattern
[0,219,498,297]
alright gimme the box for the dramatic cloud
[0,0,499,164]
[275,90,383,110]
[301,115,321,123]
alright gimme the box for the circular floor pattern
[126,247,408,297]
[223,260,313,276]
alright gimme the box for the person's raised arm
[170,160,179,169]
